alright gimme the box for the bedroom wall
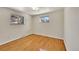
[32,9,64,39]
[0,8,32,45]
[64,7,79,50]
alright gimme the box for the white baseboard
[34,33,64,40]
[0,33,32,45]
[0,33,63,45]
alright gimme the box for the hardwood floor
[0,34,66,51]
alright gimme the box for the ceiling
[8,7,63,15]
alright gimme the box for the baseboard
[33,33,64,40]
[0,33,32,45]
[0,33,63,45]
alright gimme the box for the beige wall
[0,8,32,45]
[64,7,79,51]
[32,9,64,39]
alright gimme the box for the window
[10,15,24,25]
[40,16,49,23]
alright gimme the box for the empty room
[0,7,79,51]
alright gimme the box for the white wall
[0,8,32,45]
[64,7,79,50]
[32,9,64,39]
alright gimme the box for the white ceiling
[8,7,63,15]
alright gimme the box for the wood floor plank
[0,34,66,51]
